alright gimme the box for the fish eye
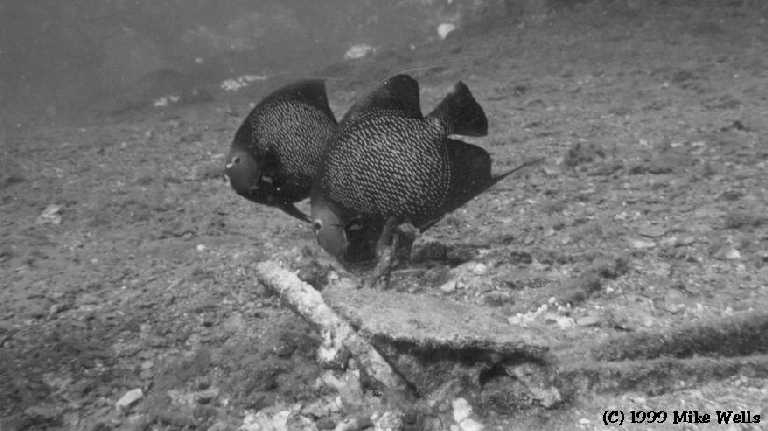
[312,219,323,231]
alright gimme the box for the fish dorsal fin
[262,79,336,121]
[341,74,422,124]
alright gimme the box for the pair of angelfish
[224,74,534,287]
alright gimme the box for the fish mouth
[225,155,240,170]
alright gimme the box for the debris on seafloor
[344,43,376,60]
[437,22,457,40]
[220,74,269,92]
[451,397,485,430]
[239,403,300,431]
[255,259,768,426]
[254,260,408,392]
[36,204,63,225]
[153,94,180,107]
[116,388,144,411]
[255,259,561,424]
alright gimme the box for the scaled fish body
[225,79,337,222]
[311,74,489,265]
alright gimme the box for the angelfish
[225,79,337,222]
[311,74,511,286]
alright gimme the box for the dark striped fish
[310,74,491,271]
[225,79,337,222]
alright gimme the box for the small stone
[48,303,69,315]
[36,204,63,225]
[196,244,206,252]
[637,225,666,238]
[195,388,219,404]
[344,43,375,60]
[579,418,590,425]
[575,313,602,327]
[459,418,484,431]
[437,22,456,39]
[452,398,472,423]
[714,245,742,260]
[439,279,457,293]
[629,238,656,249]
[116,389,143,410]
[471,263,489,275]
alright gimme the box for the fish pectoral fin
[493,157,546,181]
[394,222,418,265]
[360,217,412,290]
[280,203,312,223]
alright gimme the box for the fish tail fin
[427,81,488,137]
